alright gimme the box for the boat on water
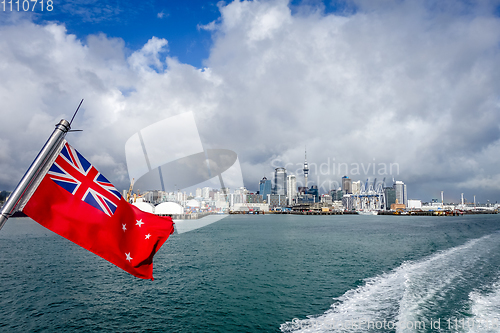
[357,210,378,215]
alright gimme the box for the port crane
[126,178,134,203]
[351,177,386,211]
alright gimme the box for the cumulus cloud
[0,0,500,203]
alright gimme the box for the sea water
[1,214,500,332]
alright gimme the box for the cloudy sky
[1,0,500,203]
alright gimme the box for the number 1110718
[1,0,53,11]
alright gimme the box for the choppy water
[1,214,500,332]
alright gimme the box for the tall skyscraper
[274,167,287,195]
[286,174,297,205]
[342,176,352,194]
[303,148,309,188]
[393,181,407,206]
[202,187,210,199]
[259,177,272,202]
[351,180,361,194]
[384,187,396,210]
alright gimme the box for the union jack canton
[47,142,122,216]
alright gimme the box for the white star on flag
[125,253,133,262]
[145,234,151,239]
[122,224,127,231]
[136,219,144,227]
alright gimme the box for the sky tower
[303,148,309,189]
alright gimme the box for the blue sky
[1,0,500,203]
[18,0,358,68]
[24,0,222,68]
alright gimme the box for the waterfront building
[391,200,406,211]
[407,199,422,209]
[332,200,343,210]
[269,194,287,208]
[230,188,248,205]
[342,176,352,194]
[230,192,246,205]
[232,202,269,212]
[320,194,332,203]
[143,191,157,203]
[234,187,248,195]
[247,194,264,203]
[175,191,187,205]
[384,187,396,210]
[215,188,229,202]
[202,187,210,199]
[296,193,315,204]
[286,174,297,205]
[259,177,272,202]
[195,188,202,198]
[351,181,361,195]
[331,188,343,201]
[273,168,287,196]
[393,181,407,206]
[342,194,355,210]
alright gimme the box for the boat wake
[465,281,500,333]
[281,233,500,332]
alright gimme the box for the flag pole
[0,119,71,230]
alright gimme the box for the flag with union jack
[23,140,174,280]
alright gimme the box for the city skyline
[1,1,500,204]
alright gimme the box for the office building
[331,188,343,201]
[259,177,272,202]
[384,187,396,210]
[393,181,407,206]
[269,194,287,208]
[246,194,263,203]
[342,176,352,194]
[286,174,297,205]
[273,167,287,195]
[202,187,210,199]
[351,180,361,194]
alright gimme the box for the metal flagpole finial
[70,99,84,127]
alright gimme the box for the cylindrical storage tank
[155,202,184,215]
[132,201,155,213]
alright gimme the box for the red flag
[22,141,174,280]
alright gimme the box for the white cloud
[128,37,169,72]
[1,0,500,203]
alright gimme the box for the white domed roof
[155,202,184,215]
[132,202,154,213]
[186,199,200,208]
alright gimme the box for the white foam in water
[466,283,500,333]
[281,235,498,333]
